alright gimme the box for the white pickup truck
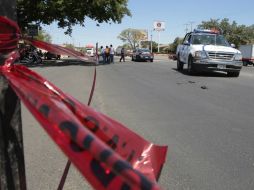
[176,29,242,77]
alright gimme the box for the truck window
[192,34,230,46]
[187,35,192,43]
[182,33,191,44]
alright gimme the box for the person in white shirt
[100,46,106,64]
[110,44,115,64]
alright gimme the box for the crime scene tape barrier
[0,16,167,190]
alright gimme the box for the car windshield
[192,34,230,46]
[139,49,150,53]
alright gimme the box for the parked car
[132,48,154,62]
[44,52,61,60]
[168,54,177,60]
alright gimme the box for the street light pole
[150,30,153,53]
[158,31,160,53]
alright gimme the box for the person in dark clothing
[119,47,125,62]
[105,45,110,64]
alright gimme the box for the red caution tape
[24,38,94,62]
[0,16,168,190]
[0,16,20,54]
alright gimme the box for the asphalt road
[22,56,254,190]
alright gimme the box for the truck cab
[85,44,95,57]
[176,29,242,77]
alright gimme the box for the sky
[43,0,254,48]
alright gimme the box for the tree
[35,30,52,43]
[118,29,147,49]
[140,41,158,52]
[198,18,254,48]
[0,1,27,189]
[122,43,132,49]
[169,37,183,54]
[17,0,131,35]
[64,43,75,50]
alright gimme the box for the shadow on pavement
[172,68,229,78]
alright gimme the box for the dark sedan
[132,48,154,62]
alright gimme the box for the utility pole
[150,30,153,53]
[184,23,189,34]
[72,37,75,47]
[157,31,160,53]
[189,21,195,32]
[0,0,27,189]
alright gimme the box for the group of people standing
[99,45,125,64]
[100,45,115,64]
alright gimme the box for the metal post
[184,23,189,34]
[0,0,27,189]
[96,42,99,65]
[157,31,160,53]
[189,21,195,32]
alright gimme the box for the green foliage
[140,41,158,52]
[122,43,131,49]
[160,46,170,54]
[64,43,75,50]
[198,18,254,48]
[118,28,147,49]
[169,37,183,53]
[35,30,52,43]
[79,47,86,52]
[17,0,131,35]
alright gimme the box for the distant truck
[85,44,95,57]
[115,47,132,57]
[239,45,254,66]
[176,29,242,77]
[115,47,122,56]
